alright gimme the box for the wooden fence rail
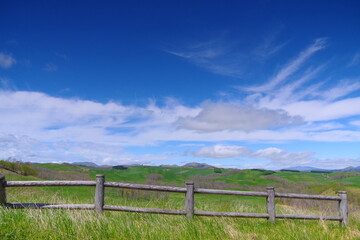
[0,175,348,226]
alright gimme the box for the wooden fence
[0,175,348,226]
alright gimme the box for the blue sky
[0,0,360,169]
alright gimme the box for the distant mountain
[284,165,360,172]
[182,162,215,169]
[336,166,360,172]
[284,166,330,172]
[72,162,99,168]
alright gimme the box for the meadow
[1,163,360,239]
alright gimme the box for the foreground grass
[2,187,360,239]
[1,206,360,240]
[2,166,360,239]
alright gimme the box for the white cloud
[0,134,38,160]
[0,133,169,165]
[350,120,360,127]
[1,37,360,167]
[1,89,360,150]
[0,52,16,68]
[313,79,360,101]
[193,144,252,158]
[283,97,360,121]
[176,102,303,132]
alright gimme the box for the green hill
[2,162,360,239]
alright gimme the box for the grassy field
[1,163,360,239]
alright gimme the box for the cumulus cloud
[0,52,16,68]
[193,144,252,158]
[176,102,303,132]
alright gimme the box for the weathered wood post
[95,175,105,213]
[0,175,6,206]
[185,181,194,219]
[266,187,275,222]
[338,191,348,227]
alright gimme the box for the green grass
[33,163,87,172]
[88,166,221,185]
[1,199,360,240]
[0,168,39,181]
[2,164,360,239]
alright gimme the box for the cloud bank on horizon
[1,1,359,169]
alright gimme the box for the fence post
[338,191,348,227]
[95,175,105,213]
[0,175,6,206]
[266,187,275,222]
[185,181,194,219]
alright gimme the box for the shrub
[262,170,275,175]
[251,168,266,172]
[0,159,38,176]
[19,164,39,176]
[112,165,128,170]
[214,168,222,173]
[310,170,331,174]
[280,169,300,172]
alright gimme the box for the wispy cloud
[245,38,327,92]
[44,63,58,72]
[166,39,245,78]
[54,52,68,60]
[235,38,360,123]
[0,52,16,68]
[165,31,289,79]
[348,51,360,67]
[252,30,287,60]
[0,77,17,90]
